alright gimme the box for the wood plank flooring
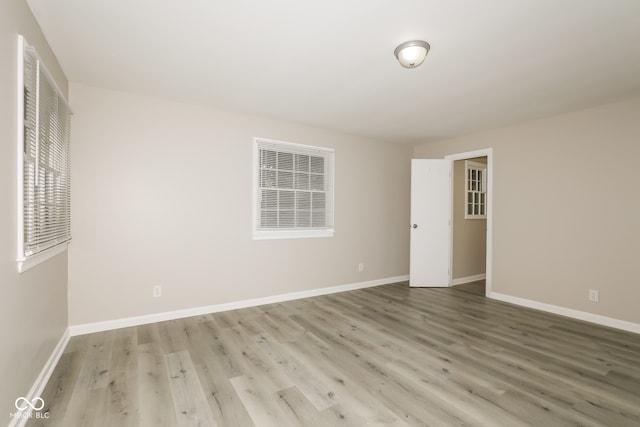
[26,282,640,426]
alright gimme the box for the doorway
[409,149,493,295]
[445,149,492,296]
[450,157,487,290]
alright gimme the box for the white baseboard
[9,328,70,427]
[489,291,640,334]
[451,274,486,286]
[69,275,410,336]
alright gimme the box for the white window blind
[17,36,72,271]
[253,138,334,239]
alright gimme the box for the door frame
[445,148,493,296]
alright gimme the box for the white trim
[8,328,70,427]
[69,275,410,336]
[17,35,25,267]
[253,228,334,240]
[451,274,486,286]
[254,137,335,154]
[445,148,493,297]
[445,148,492,161]
[17,244,68,273]
[489,292,640,334]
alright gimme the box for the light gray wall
[415,97,640,324]
[452,158,486,280]
[68,83,412,325]
[0,0,69,419]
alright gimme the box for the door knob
[412,224,418,229]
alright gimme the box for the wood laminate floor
[26,281,640,426]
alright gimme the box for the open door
[410,159,452,287]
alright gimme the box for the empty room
[2,0,640,426]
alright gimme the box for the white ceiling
[26,0,640,144]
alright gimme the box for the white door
[410,159,452,287]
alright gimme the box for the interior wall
[68,83,412,325]
[415,97,640,324]
[0,0,69,419]
[452,158,486,280]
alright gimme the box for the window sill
[17,243,68,273]
[253,228,334,240]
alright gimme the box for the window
[17,36,72,272]
[253,138,334,239]
[465,160,487,219]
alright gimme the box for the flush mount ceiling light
[394,40,430,68]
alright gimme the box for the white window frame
[253,137,335,240]
[17,35,72,273]
[464,160,487,219]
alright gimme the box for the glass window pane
[310,174,324,191]
[261,189,277,209]
[295,173,309,190]
[261,169,276,188]
[261,210,277,228]
[296,211,311,227]
[279,190,294,209]
[279,211,294,228]
[295,154,309,172]
[296,191,311,210]
[310,156,324,174]
[312,210,326,227]
[261,149,276,169]
[277,171,293,189]
[278,152,293,171]
[312,192,326,209]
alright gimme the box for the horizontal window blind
[19,37,72,261]
[254,138,334,237]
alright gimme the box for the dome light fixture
[394,40,430,68]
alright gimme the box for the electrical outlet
[358,262,364,272]
[588,289,599,302]
[153,285,162,298]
